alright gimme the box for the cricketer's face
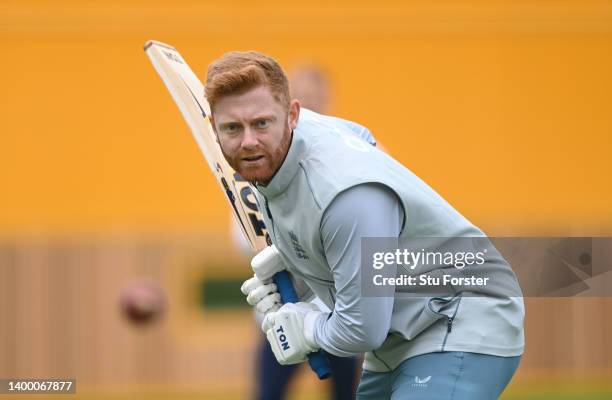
[212,85,300,185]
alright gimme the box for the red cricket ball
[120,279,166,326]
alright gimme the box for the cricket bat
[144,40,331,379]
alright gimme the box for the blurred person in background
[289,64,331,115]
[231,63,359,400]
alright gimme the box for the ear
[288,99,301,130]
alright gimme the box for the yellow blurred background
[1,1,611,399]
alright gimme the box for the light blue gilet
[255,109,524,372]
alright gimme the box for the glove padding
[240,275,281,314]
[251,244,285,281]
[262,302,326,365]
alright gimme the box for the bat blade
[144,40,268,252]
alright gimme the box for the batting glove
[262,302,327,365]
[240,275,281,314]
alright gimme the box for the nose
[241,127,259,150]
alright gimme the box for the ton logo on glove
[275,325,290,351]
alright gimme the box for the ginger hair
[205,51,290,111]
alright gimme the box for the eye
[255,119,269,129]
[222,123,241,134]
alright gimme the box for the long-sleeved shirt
[314,183,403,355]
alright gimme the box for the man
[206,51,524,399]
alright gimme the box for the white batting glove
[262,302,327,365]
[251,244,286,281]
[240,275,281,314]
[242,245,288,314]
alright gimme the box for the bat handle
[273,271,332,380]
